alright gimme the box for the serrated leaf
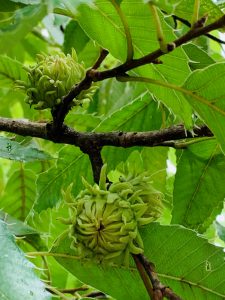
[95,92,162,132]
[172,139,225,232]
[34,147,92,212]
[1,166,36,221]
[183,44,215,70]
[0,211,38,236]
[0,211,46,251]
[154,0,224,24]
[51,223,225,300]
[0,136,52,162]
[77,0,193,127]
[0,220,50,300]
[0,55,28,86]
[183,63,225,153]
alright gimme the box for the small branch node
[193,15,208,29]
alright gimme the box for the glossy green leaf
[0,220,50,300]
[0,136,52,162]
[183,63,225,153]
[172,139,225,232]
[1,166,36,220]
[51,223,225,300]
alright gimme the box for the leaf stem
[192,0,201,27]
[110,0,134,61]
[149,4,168,53]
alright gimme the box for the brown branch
[132,254,154,298]
[136,254,182,300]
[80,144,104,184]
[0,118,213,148]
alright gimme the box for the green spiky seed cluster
[16,50,95,110]
[119,172,163,224]
[63,165,163,266]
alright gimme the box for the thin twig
[51,48,109,130]
[46,285,70,300]
[136,254,182,300]
[132,254,154,298]
[161,10,225,44]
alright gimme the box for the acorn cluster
[16,50,95,110]
[63,165,163,266]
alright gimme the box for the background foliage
[1,0,225,299]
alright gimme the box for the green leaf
[51,223,225,300]
[63,20,90,55]
[95,92,162,132]
[0,55,28,86]
[154,0,224,24]
[1,165,36,220]
[0,136,52,162]
[183,44,215,70]
[0,211,46,251]
[0,220,50,300]
[9,0,41,4]
[34,147,92,212]
[0,211,38,236]
[0,4,47,53]
[53,0,94,18]
[0,1,26,12]
[183,63,225,153]
[77,0,192,127]
[216,221,225,242]
[172,139,225,232]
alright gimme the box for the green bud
[17,49,96,110]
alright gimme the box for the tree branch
[136,254,182,300]
[0,118,213,148]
